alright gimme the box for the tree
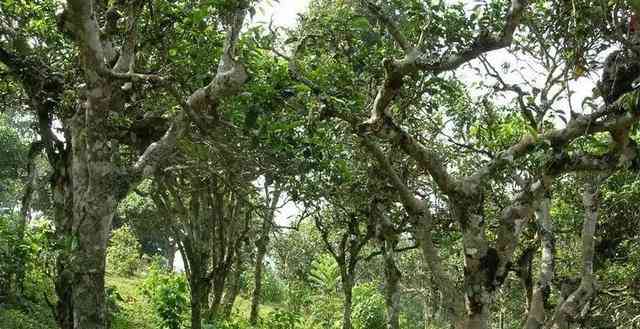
[249,178,283,325]
[284,0,640,328]
[151,136,257,329]
[1,1,249,327]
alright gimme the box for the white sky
[253,0,311,28]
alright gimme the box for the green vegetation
[2,0,640,329]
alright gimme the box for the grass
[107,274,159,329]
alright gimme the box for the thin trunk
[249,242,267,325]
[12,142,42,299]
[222,269,242,318]
[166,239,176,272]
[52,154,74,329]
[191,289,203,329]
[525,197,555,329]
[383,241,401,329]
[549,177,602,329]
[413,215,465,328]
[517,247,535,313]
[250,182,281,325]
[188,261,210,329]
[55,256,74,329]
[208,271,227,319]
[223,247,244,318]
[342,275,354,329]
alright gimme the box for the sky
[253,0,311,28]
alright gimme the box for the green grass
[1,274,289,329]
[107,274,159,329]
[0,305,57,329]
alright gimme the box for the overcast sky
[253,0,311,27]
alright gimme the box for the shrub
[262,309,301,329]
[0,305,57,329]
[106,285,124,328]
[107,225,142,277]
[352,282,386,329]
[140,262,189,329]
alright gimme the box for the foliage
[107,274,161,329]
[0,214,54,302]
[0,306,56,329]
[261,267,286,305]
[107,225,143,277]
[352,282,386,329]
[140,262,189,329]
[308,254,340,294]
[262,309,302,329]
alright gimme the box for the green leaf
[351,16,370,30]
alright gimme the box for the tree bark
[413,215,466,329]
[51,147,75,329]
[453,200,491,329]
[12,142,42,300]
[250,181,281,325]
[525,197,555,329]
[548,176,603,329]
[341,275,354,329]
[70,108,117,329]
[382,240,401,329]
[188,259,211,329]
[166,238,177,272]
[222,264,242,318]
[249,240,268,325]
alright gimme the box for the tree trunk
[454,200,491,329]
[222,253,244,318]
[222,274,241,318]
[342,276,354,329]
[69,98,117,329]
[548,177,602,329]
[382,241,401,329]
[413,215,466,328]
[525,197,555,329]
[55,256,74,329]
[191,289,203,329]
[51,153,75,329]
[249,239,267,325]
[12,142,41,300]
[166,238,176,272]
[188,258,211,329]
[250,182,280,325]
[208,271,227,320]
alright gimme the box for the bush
[0,304,57,329]
[262,309,301,329]
[140,261,189,329]
[352,282,386,329]
[0,215,55,303]
[107,225,142,277]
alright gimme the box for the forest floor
[0,274,277,329]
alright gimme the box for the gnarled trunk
[382,241,401,329]
[413,215,466,329]
[70,107,118,329]
[548,177,603,329]
[525,197,555,329]
[51,151,75,329]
